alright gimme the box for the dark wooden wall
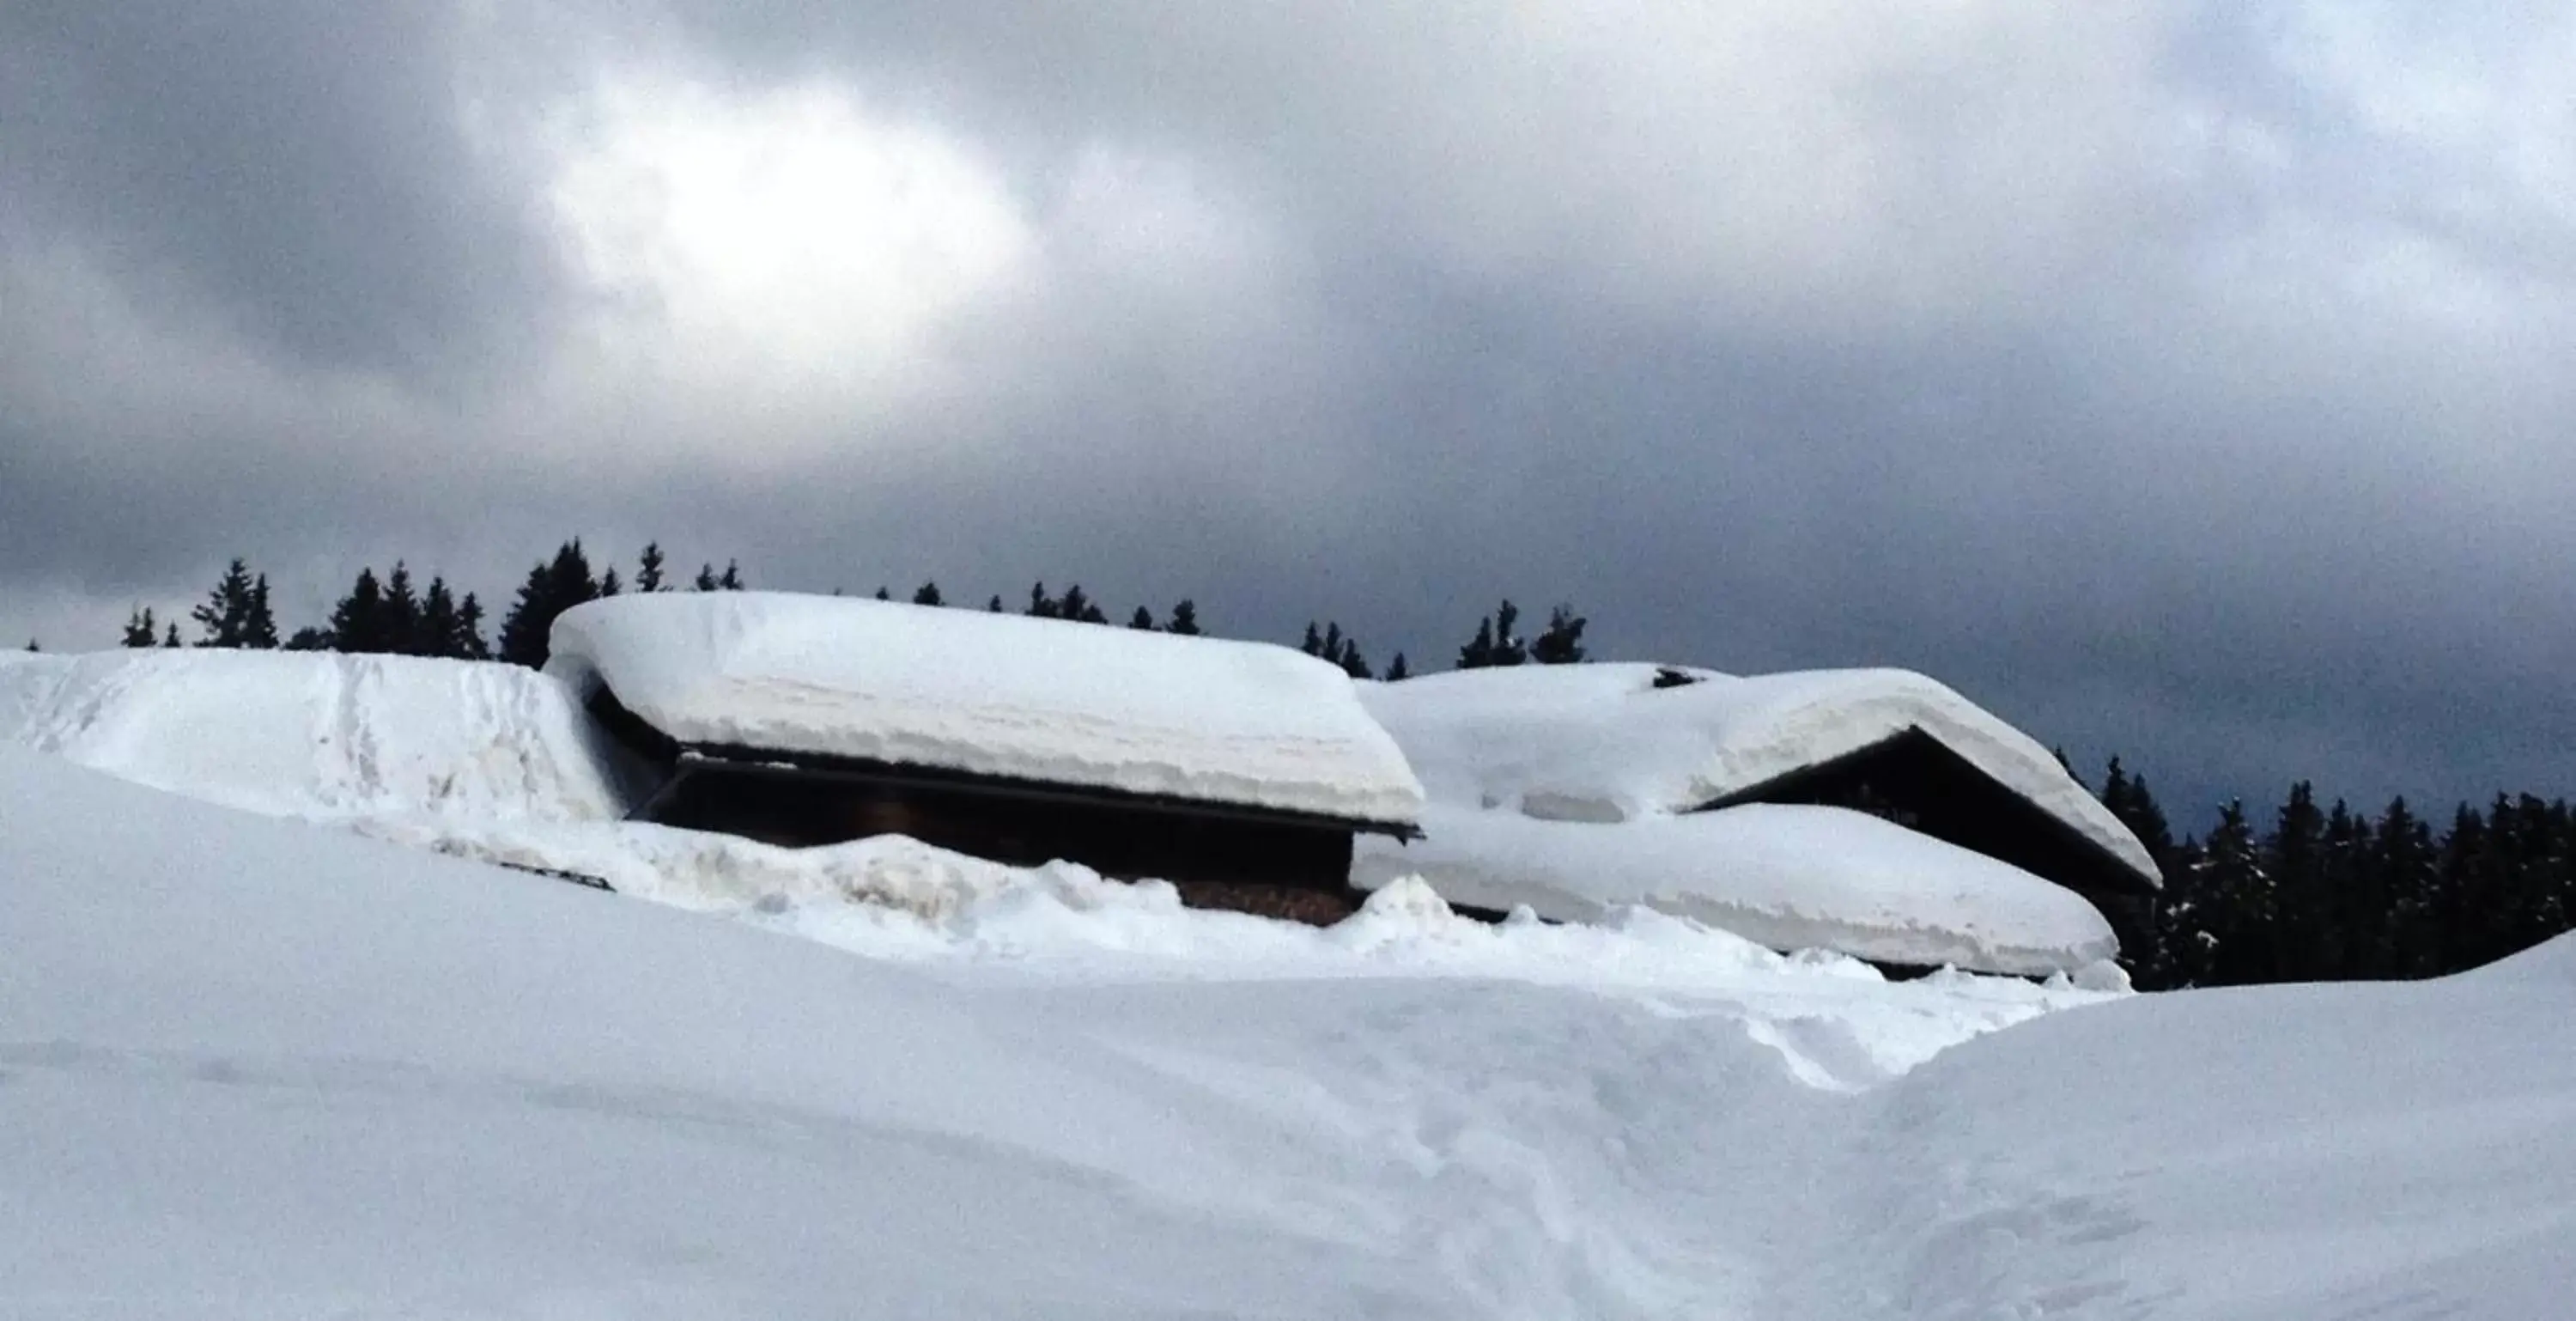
[648,762,1361,897]
[1701,728,2162,953]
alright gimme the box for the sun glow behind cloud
[545,75,1033,428]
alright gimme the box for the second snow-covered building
[547,592,1425,910]
[1352,663,2164,976]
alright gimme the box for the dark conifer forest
[98,543,2576,993]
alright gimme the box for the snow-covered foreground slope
[6,746,2571,1319]
[1800,951,2576,1319]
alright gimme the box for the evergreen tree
[986,594,1004,612]
[695,563,720,591]
[2315,798,2368,978]
[497,540,600,668]
[418,577,460,658]
[1385,652,1411,682]
[636,543,666,594]
[163,623,182,648]
[1492,600,1526,666]
[1127,606,1155,630]
[246,575,278,648]
[328,567,391,654]
[453,593,489,660]
[2099,758,2178,869]
[2372,797,2435,977]
[1026,582,1058,618]
[1456,601,1530,668]
[189,559,243,646]
[2180,801,2264,985]
[873,586,891,601]
[913,581,945,607]
[2265,782,2329,980]
[1059,584,1105,624]
[284,626,331,651]
[382,563,422,654]
[598,567,623,599]
[1456,617,1495,669]
[121,607,159,648]
[1165,600,1202,636]
[718,560,744,590]
[1530,604,1587,664]
[1301,621,1371,679]
[191,557,276,648]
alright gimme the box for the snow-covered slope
[0,648,633,822]
[6,742,2569,1318]
[550,591,1425,825]
[1356,803,2121,977]
[1360,662,2155,883]
[1786,947,2576,1318]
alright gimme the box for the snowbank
[9,739,2572,1319]
[0,648,635,823]
[1359,662,2156,883]
[549,591,1425,826]
[1796,938,2576,1318]
[1357,803,2120,976]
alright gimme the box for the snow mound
[1359,662,2155,883]
[359,814,1119,921]
[0,648,633,823]
[1357,802,2117,976]
[549,591,1425,825]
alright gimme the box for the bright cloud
[546,75,1034,417]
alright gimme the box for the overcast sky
[4,1,2572,821]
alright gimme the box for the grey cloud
[3,1,2573,825]
[0,1,560,376]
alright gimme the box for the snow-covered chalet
[547,592,1425,914]
[1352,664,2165,973]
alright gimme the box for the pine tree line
[120,549,1562,679]
[2089,758,2576,989]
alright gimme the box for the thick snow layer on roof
[0,648,633,823]
[548,591,1425,826]
[1356,803,2117,976]
[1358,662,2156,886]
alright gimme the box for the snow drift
[0,648,635,823]
[548,591,1426,825]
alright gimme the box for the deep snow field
[9,756,2576,1316]
[5,648,2573,1318]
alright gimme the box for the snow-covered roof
[1356,803,2118,977]
[1357,662,2158,888]
[548,592,1425,828]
